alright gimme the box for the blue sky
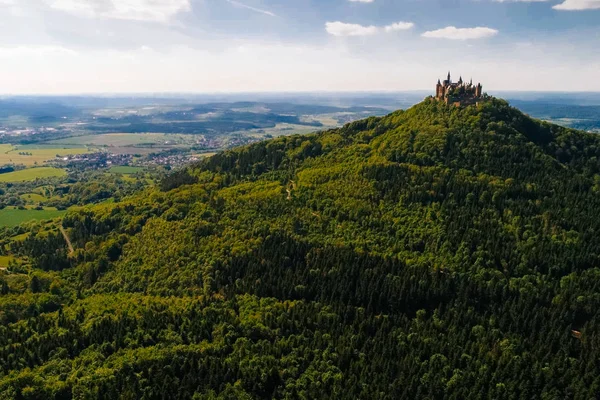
[0,0,598,93]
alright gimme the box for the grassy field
[20,193,48,203]
[0,255,17,267]
[0,207,66,227]
[16,144,87,150]
[0,167,67,182]
[10,233,30,242]
[239,121,337,140]
[47,133,197,147]
[0,144,91,166]
[192,152,217,159]
[108,166,144,174]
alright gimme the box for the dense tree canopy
[1,98,600,399]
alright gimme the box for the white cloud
[325,21,379,36]
[45,0,191,23]
[0,0,27,16]
[325,21,414,36]
[384,22,414,32]
[348,0,375,2]
[493,0,549,2]
[422,26,498,40]
[225,0,276,17]
[553,0,600,9]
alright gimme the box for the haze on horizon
[0,0,599,94]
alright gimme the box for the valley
[0,95,417,227]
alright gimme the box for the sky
[0,0,599,93]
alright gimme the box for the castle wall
[434,75,482,107]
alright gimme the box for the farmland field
[16,144,87,150]
[0,167,67,182]
[108,166,144,174]
[192,152,217,158]
[0,207,66,227]
[47,133,197,147]
[0,145,91,166]
[239,123,328,139]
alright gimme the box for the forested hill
[2,97,600,399]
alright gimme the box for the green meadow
[20,193,48,203]
[0,207,66,227]
[0,144,90,166]
[108,166,144,174]
[0,255,15,267]
[0,167,67,183]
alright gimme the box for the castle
[435,72,483,106]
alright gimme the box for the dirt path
[286,181,296,201]
[59,225,75,255]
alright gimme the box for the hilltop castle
[435,72,483,106]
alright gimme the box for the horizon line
[2,90,600,97]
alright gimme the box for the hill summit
[2,98,600,399]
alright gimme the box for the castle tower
[475,83,482,97]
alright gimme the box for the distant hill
[0,99,80,120]
[2,97,600,399]
[508,100,600,131]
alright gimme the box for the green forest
[1,97,599,399]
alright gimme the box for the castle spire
[437,78,441,85]
[447,71,451,82]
